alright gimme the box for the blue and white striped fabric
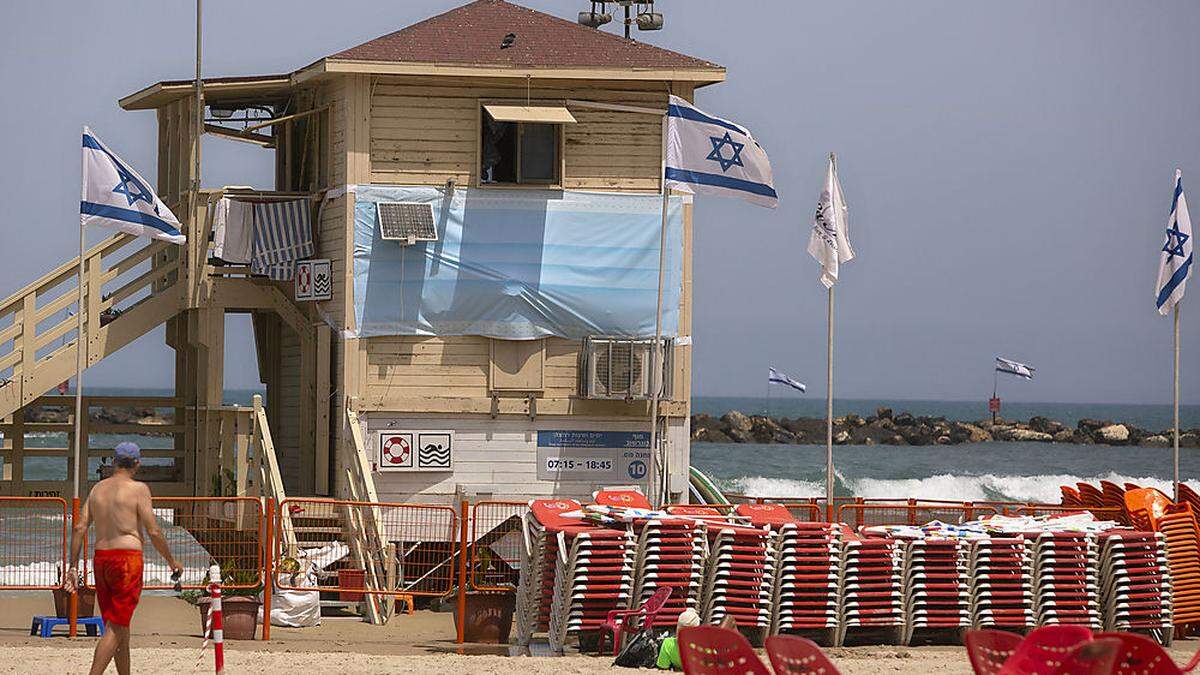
[1156,169,1193,315]
[80,127,183,244]
[768,367,806,393]
[995,357,1035,380]
[251,200,314,280]
[664,95,778,208]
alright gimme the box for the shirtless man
[64,442,183,675]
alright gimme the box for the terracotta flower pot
[52,588,96,618]
[198,596,260,640]
[453,592,515,644]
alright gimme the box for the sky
[1,0,1198,405]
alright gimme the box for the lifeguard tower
[0,0,725,510]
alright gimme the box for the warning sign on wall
[295,259,332,301]
[377,430,454,473]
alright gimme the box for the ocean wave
[726,472,1200,503]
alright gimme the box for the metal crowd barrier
[276,498,458,598]
[469,500,526,592]
[146,497,265,590]
[0,497,68,590]
[837,502,1001,528]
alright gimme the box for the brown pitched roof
[327,0,721,71]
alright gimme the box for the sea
[692,396,1200,503]
[9,390,1199,504]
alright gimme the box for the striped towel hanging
[251,199,314,280]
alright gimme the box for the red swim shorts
[93,549,144,627]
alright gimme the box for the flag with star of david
[663,95,778,208]
[1156,169,1192,315]
[81,127,184,244]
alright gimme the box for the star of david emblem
[706,131,745,172]
[111,163,157,211]
[1164,222,1190,258]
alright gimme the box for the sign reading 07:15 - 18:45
[535,430,651,482]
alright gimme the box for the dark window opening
[480,112,560,185]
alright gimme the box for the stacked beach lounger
[666,505,775,632]
[1156,505,1200,630]
[1029,531,1101,628]
[967,537,1036,631]
[1098,530,1172,640]
[515,499,636,653]
[899,537,971,644]
[838,532,906,645]
[736,503,843,646]
[595,490,705,629]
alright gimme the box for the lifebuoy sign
[295,259,333,301]
[377,430,454,472]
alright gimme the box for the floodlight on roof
[578,1,612,28]
[209,106,236,119]
[636,12,663,30]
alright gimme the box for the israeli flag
[995,357,1035,380]
[81,127,184,244]
[1156,169,1192,315]
[768,367,807,393]
[664,95,778,208]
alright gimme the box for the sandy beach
[0,593,1195,674]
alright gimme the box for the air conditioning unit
[581,336,673,400]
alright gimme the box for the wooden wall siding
[362,335,581,403]
[367,76,668,190]
[276,329,303,493]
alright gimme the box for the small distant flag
[995,357,1035,380]
[768,367,807,393]
[807,155,854,288]
[1156,169,1193,315]
[664,95,778,208]
[81,126,184,244]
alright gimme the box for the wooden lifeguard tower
[0,0,725,507]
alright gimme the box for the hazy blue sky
[1,1,1197,405]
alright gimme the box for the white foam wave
[728,472,1200,503]
[728,476,825,498]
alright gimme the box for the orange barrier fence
[469,500,526,591]
[276,498,458,598]
[147,497,264,590]
[0,497,68,589]
[837,502,1000,528]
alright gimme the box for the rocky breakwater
[24,406,173,435]
[690,407,1200,448]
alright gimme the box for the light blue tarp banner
[352,186,684,340]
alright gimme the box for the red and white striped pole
[208,564,224,674]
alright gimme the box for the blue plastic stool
[30,615,105,638]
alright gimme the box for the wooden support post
[19,294,36,406]
[315,325,331,495]
[10,408,23,495]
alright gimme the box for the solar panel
[377,202,437,243]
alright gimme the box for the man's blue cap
[114,442,141,462]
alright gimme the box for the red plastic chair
[765,634,843,675]
[1096,632,1200,674]
[1055,638,1121,675]
[597,586,672,656]
[679,626,772,675]
[965,629,1024,675]
[998,625,1094,675]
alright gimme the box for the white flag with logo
[1156,169,1193,315]
[807,155,854,288]
[664,95,778,208]
[81,126,184,244]
[995,357,1035,380]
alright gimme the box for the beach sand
[0,593,1193,674]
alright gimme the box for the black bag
[613,628,663,668]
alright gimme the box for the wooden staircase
[0,232,186,420]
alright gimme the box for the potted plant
[196,565,262,640]
[52,567,96,618]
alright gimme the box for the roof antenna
[500,32,516,49]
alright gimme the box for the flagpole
[73,220,85,502]
[825,285,835,518]
[1174,303,1181,500]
